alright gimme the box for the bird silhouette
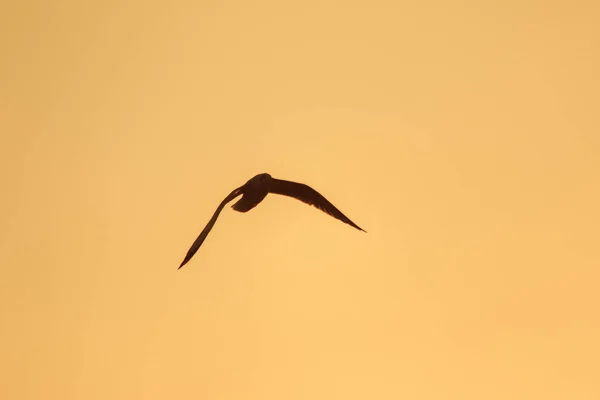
[178,173,365,269]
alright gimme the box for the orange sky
[1,1,599,399]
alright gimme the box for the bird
[178,173,365,269]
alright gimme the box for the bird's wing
[269,178,366,232]
[178,186,243,269]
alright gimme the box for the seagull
[178,173,366,269]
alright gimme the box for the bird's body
[231,173,271,212]
[178,173,365,269]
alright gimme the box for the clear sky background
[1,1,599,399]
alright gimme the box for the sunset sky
[1,1,599,399]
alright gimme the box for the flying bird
[178,173,365,269]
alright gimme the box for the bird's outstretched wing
[178,187,243,269]
[269,178,366,232]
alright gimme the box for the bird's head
[258,173,272,183]
[246,172,272,188]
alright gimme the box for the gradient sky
[1,1,599,399]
